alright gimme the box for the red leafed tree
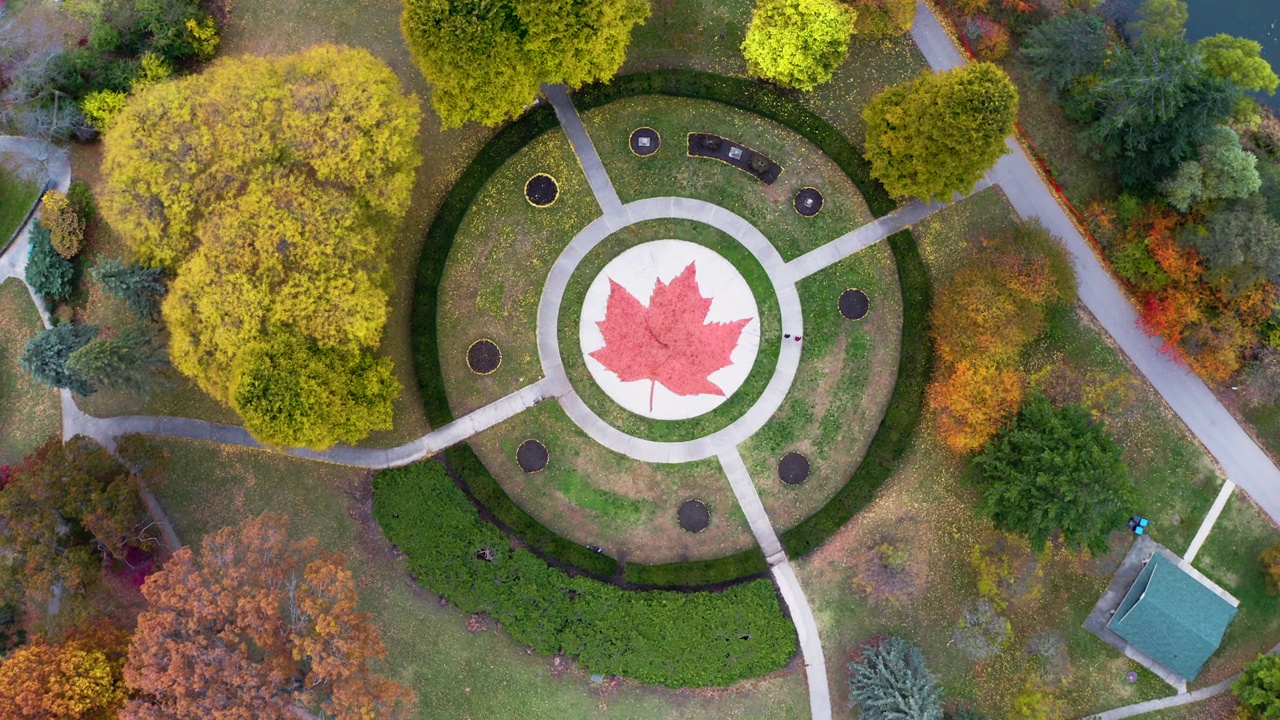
[123,513,414,720]
[590,261,750,410]
[0,620,130,720]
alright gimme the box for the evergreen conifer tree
[848,636,944,719]
[91,258,166,321]
[19,323,99,395]
[68,325,166,394]
[24,221,74,302]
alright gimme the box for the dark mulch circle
[630,127,660,156]
[778,452,810,485]
[467,338,502,375]
[517,439,549,473]
[794,187,824,217]
[677,499,710,533]
[525,173,559,207]
[839,288,870,321]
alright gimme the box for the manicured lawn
[152,438,810,719]
[436,126,597,416]
[0,162,40,248]
[465,398,757,565]
[742,243,903,530]
[581,95,874,260]
[0,279,60,464]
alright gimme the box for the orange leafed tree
[928,229,1068,453]
[0,620,130,720]
[123,512,414,720]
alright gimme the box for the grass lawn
[581,95,874,260]
[465,400,757,565]
[742,243,903,531]
[0,160,40,248]
[0,279,60,464]
[556,218,782,442]
[793,187,1240,718]
[1190,490,1280,686]
[152,438,810,719]
[436,126,597,417]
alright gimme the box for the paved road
[911,1,1280,524]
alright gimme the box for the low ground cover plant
[373,460,798,687]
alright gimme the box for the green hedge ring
[406,69,932,588]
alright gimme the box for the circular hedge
[406,69,933,589]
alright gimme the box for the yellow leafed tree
[101,46,422,449]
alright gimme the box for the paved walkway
[783,179,990,284]
[1185,480,1237,564]
[544,83,624,218]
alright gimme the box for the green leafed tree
[91,257,166,321]
[848,636,943,719]
[1159,125,1261,211]
[402,0,650,128]
[67,325,167,395]
[1085,37,1238,190]
[229,329,399,450]
[741,0,858,92]
[19,323,99,396]
[1127,0,1187,41]
[863,62,1018,200]
[1019,10,1108,96]
[1199,34,1280,95]
[24,221,74,302]
[971,395,1137,554]
[1233,653,1280,718]
[1184,194,1280,294]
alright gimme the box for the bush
[850,0,916,40]
[81,89,128,131]
[372,461,798,687]
[24,221,74,302]
[40,190,85,258]
[1234,654,1280,718]
[67,181,96,226]
[1261,542,1280,593]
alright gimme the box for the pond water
[1103,0,1280,108]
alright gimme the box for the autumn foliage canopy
[123,512,414,720]
[0,621,131,720]
[928,226,1073,453]
[101,45,422,449]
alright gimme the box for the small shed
[1106,553,1238,681]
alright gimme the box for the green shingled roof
[1107,553,1237,680]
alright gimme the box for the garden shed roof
[1106,553,1237,680]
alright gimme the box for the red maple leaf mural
[590,261,751,411]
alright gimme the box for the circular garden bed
[467,339,502,375]
[778,452,810,485]
[677,499,710,533]
[794,187,823,217]
[629,126,660,156]
[412,70,932,590]
[839,288,871,321]
[525,173,559,207]
[516,439,548,473]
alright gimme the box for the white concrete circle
[580,240,760,420]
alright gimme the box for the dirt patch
[678,499,710,533]
[838,288,869,320]
[467,338,502,375]
[516,439,548,473]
